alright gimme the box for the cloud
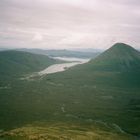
[0,0,140,49]
[32,33,43,41]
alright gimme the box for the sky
[0,0,140,50]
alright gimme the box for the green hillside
[0,43,140,140]
[0,50,58,77]
[86,43,140,72]
[37,43,140,134]
[54,43,140,88]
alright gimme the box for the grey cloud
[0,0,140,49]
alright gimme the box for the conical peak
[89,43,140,72]
[109,43,137,52]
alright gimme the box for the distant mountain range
[15,48,100,58]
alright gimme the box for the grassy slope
[0,44,140,139]
[30,43,140,133]
[0,50,59,80]
[86,43,140,72]
[46,43,140,132]
[0,123,133,140]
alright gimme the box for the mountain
[38,43,140,133]
[61,43,140,88]
[17,48,100,58]
[0,43,139,140]
[0,50,58,77]
[87,43,140,71]
[0,48,10,51]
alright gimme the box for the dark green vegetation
[0,50,60,77]
[0,43,140,139]
[88,43,140,72]
[17,48,100,58]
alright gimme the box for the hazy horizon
[0,0,140,49]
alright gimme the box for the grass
[0,45,140,139]
[0,122,133,140]
[0,69,139,135]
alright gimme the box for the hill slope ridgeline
[87,43,140,71]
[0,50,58,76]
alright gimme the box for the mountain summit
[89,43,140,71]
[105,43,139,55]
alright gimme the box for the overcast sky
[0,0,140,49]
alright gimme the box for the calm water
[38,57,89,76]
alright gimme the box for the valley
[38,57,89,76]
[0,43,140,140]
